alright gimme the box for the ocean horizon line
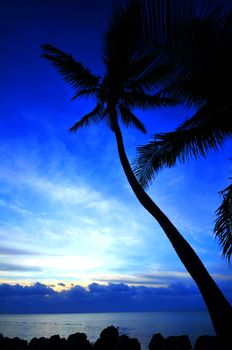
[0,309,207,315]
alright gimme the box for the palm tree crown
[134,0,232,261]
[41,43,171,130]
[41,2,174,137]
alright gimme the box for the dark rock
[94,338,107,350]
[28,337,40,350]
[149,333,191,350]
[128,338,141,350]
[10,337,28,349]
[100,326,119,342]
[194,335,220,350]
[0,336,27,350]
[29,337,52,350]
[67,332,91,350]
[0,334,4,349]
[37,337,50,350]
[116,335,141,350]
[164,335,191,350]
[149,333,165,350]
[117,335,131,350]
[50,334,61,342]
[2,336,11,350]
[50,334,67,350]
[0,334,7,350]
[60,338,67,350]
[94,326,119,350]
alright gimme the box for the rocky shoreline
[0,325,220,350]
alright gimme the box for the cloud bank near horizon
[0,281,212,314]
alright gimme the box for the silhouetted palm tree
[41,0,231,345]
[134,0,232,263]
[215,183,232,260]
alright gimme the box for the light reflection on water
[0,311,215,349]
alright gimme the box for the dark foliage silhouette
[41,0,231,346]
[134,0,232,262]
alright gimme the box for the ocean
[0,311,215,349]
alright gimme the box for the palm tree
[134,0,232,262]
[215,183,232,260]
[41,0,231,345]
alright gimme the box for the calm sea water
[0,311,215,349]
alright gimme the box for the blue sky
[0,0,231,313]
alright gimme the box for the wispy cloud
[0,246,49,256]
[0,129,231,290]
[0,263,42,272]
[0,199,33,216]
[0,138,160,283]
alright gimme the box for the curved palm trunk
[113,119,231,347]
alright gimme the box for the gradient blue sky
[0,0,231,313]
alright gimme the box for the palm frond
[134,105,231,188]
[121,91,177,111]
[41,44,99,91]
[138,0,232,105]
[103,1,161,90]
[162,18,232,107]
[104,0,142,62]
[214,181,232,262]
[70,88,99,101]
[118,104,146,133]
[69,104,105,133]
[130,60,175,92]
[141,0,231,50]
